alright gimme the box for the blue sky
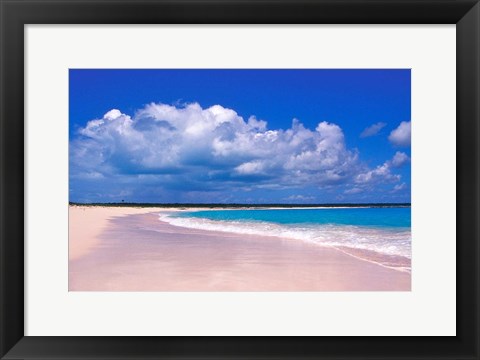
[69,69,411,204]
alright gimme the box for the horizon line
[69,201,411,207]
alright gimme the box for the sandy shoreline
[69,206,170,260]
[69,206,411,291]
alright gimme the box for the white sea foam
[158,214,411,260]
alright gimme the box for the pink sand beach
[69,206,411,291]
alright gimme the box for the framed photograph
[68,68,413,292]
[1,0,478,359]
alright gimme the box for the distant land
[69,202,411,208]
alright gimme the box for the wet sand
[69,206,411,291]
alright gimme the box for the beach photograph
[69,69,411,291]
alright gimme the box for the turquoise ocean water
[160,207,411,270]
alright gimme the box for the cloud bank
[70,102,409,202]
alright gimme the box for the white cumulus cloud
[354,151,408,185]
[391,151,410,167]
[389,121,411,147]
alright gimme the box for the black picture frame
[1,0,479,359]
